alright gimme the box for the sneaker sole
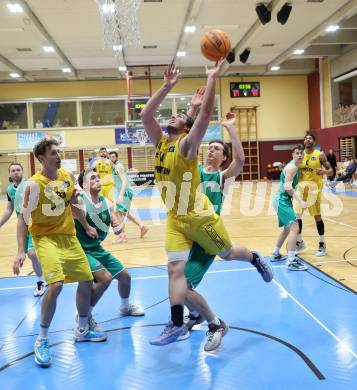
[150,331,190,346]
[74,335,107,342]
[315,252,327,257]
[120,312,145,317]
[287,267,308,271]
[34,355,51,367]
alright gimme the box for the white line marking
[324,217,357,231]
[0,265,287,291]
[272,279,357,359]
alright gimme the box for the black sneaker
[184,313,204,331]
[34,281,47,297]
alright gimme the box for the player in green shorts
[183,113,246,351]
[0,162,46,296]
[271,145,308,270]
[109,151,148,243]
[74,168,145,330]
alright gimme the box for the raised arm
[317,152,333,177]
[114,162,127,205]
[141,64,180,146]
[180,58,225,159]
[222,113,245,181]
[186,87,206,120]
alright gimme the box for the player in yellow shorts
[90,147,113,199]
[293,133,332,257]
[14,138,106,368]
[141,60,273,346]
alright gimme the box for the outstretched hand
[221,112,236,128]
[164,64,181,87]
[206,58,226,79]
[190,87,206,107]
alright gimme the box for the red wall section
[311,123,357,160]
[308,71,321,130]
[259,139,303,178]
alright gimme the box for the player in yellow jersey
[294,133,333,256]
[141,61,273,346]
[91,147,114,200]
[14,138,107,368]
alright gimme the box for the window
[155,97,173,123]
[175,95,220,121]
[82,100,125,126]
[32,101,77,128]
[0,103,27,129]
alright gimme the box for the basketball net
[95,0,141,52]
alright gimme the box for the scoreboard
[230,82,260,98]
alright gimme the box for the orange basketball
[200,30,231,62]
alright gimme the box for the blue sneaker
[74,327,107,342]
[251,251,274,282]
[34,337,52,367]
[150,321,189,346]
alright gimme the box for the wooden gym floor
[0,182,356,292]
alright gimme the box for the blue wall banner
[17,131,66,149]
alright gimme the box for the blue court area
[0,260,356,389]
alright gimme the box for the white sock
[297,234,302,242]
[78,315,88,330]
[37,275,45,283]
[190,309,200,317]
[287,251,295,263]
[319,235,325,243]
[40,325,49,338]
[121,298,129,308]
[273,246,281,255]
[89,306,94,315]
[208,316,220,326]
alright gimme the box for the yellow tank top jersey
[154,135,206,215]
[300,149,323,188]
[29,168,75,236]
[93,158,113,187]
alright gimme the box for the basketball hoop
[95,0,141,52]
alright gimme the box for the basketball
[200,30,231,62]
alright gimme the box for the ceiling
[1,0,357,82]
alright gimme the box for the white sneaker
[34,281,47,297]
[315,242,327,257]
[75,314,104,332]
[204,319,228,352]
[270,253,284,262]
[120,303,145,317]
[295,241,306,253]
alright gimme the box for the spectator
[35,120,43,129]
[63,117,73,127]
[329,156,357,188]
[326,149,337,180]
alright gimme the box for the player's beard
[166,125,177,134]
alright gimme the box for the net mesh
[96,0,141,52]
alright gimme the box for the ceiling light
[7,3,23,13]
[239,48,251,64]
[102,3,115,14]
[113,45,123,51]
[43,46,55,53]
[277,2,292,25]
[326,25,339,32]
[177,51,186,57]
[255,3,271,25]
[293,49,305,55]
[333,68,357,83]
[9,72,20,78]
[270,65,280,71]
[184,25,196,33]
[62,68,71,73]
[118,66,127,71]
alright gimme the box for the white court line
[324,217,357,231]
[273,279,357,359]
[0,265,287,292]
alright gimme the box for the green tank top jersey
[276,162,300,200]
[75,193,111,249]
[198,163,224,215]
[112,162,132,194]
[7,180,27,216]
